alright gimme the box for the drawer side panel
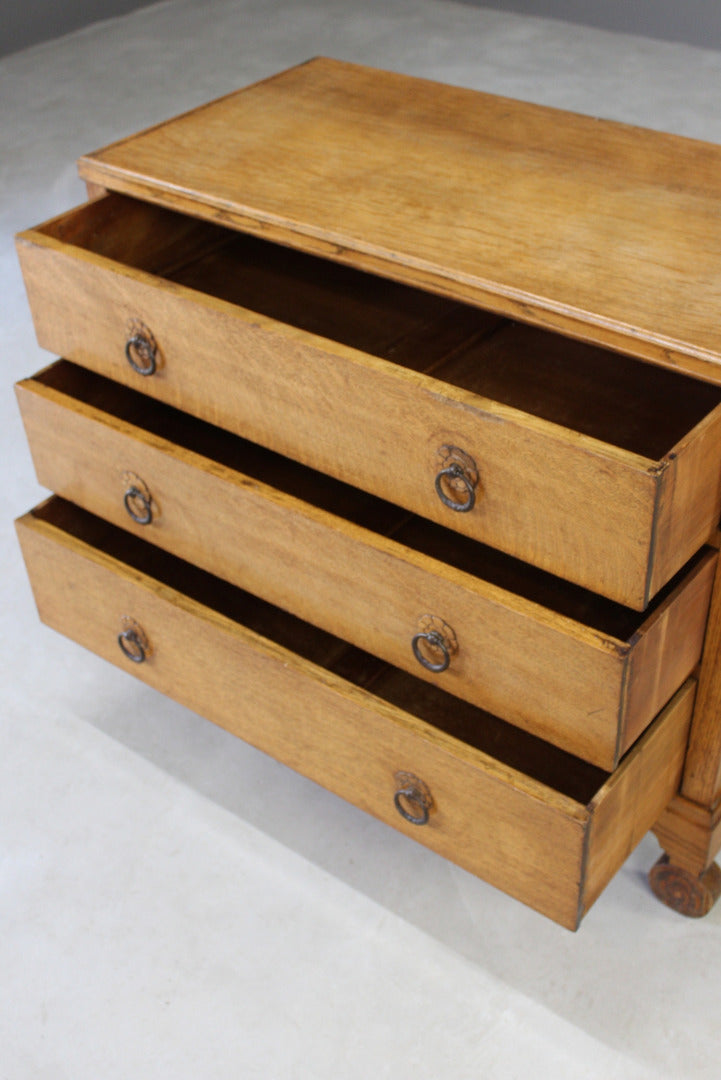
[621,551,716,754]
[582,681,695,918]
[648,406,721,602]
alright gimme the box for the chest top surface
[78,56,721,382]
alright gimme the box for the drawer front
[16,499,694,929]
[17,197,721,609]
[17,363,717,769]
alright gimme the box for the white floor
[3,2,721,1077]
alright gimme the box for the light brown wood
[649,529,721,914]
[619,560,715,752]
[17,360,717,769]
[434,322,721,603]
[75,57,721,383]
[653,794,721,875]
[647,405,721,601]
[84,181,107,201]
[15,498,695,929]
[582,682,696,918]
[679,553,721,804]
[17,195,721,608]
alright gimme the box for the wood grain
[619,553,716,754]
[75,57,721,382]
[648,403,721,601]
[17,361,716,768]
[15,498,695,928]
[582,680,694,919]
[679,552,721,805]
[653,793,721,875]
[651,530,721,894]
[17,195,721,607]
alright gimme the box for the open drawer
[16,497,695,930]
[16,193,721,609]
[17,361,716,770]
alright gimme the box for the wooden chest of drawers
[14,57,721,929]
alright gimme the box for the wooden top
[78,57,721,381]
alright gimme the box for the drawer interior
[38,194,721,458]
[32,496,607,805]
[33,361,710,644]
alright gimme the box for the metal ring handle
[434,462,475,513]
[125,331,157,376]
[394,785,431,826]
[123,485,152,525]
[412,630,451,673]
[117,628,147,664]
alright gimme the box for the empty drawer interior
[35,194,721,459]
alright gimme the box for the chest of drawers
[14,57,721,929]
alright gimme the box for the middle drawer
[17,360,716,771]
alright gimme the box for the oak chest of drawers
[14,57,721,929]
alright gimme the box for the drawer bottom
[16,498,693,929]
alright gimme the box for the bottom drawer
[16,498,694,930]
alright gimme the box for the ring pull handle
[125,320,158,376]
[393,772,434,826]
[435,463,475,512]
[123,483,153,525]
[412,630,450,672]
[434,445,479,513]
[411,616,458,674]
[117,617,150,664]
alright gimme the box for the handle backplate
[411,615,458,673]
[117,616,150,664]
[125,319,158,376]
[122,472,153,525]
[393,771,434,826]
[434,444,479,513]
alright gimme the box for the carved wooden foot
[649,854,721,917]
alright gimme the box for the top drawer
[17,193,721,609]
